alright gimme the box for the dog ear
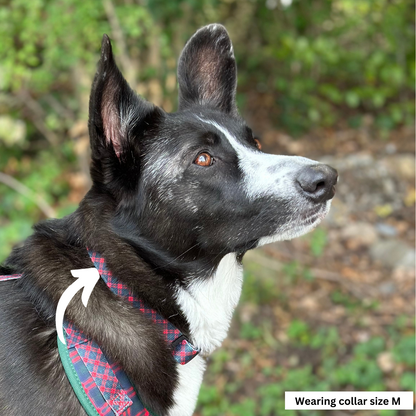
[177,24,238,115]
[88,35,156,159]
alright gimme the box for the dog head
[87,24,337,269]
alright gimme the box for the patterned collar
[1,250,199,416]
[80,250,198,365]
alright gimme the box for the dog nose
[296,164,338,202]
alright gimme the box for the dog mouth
[255,200,332,248]
[285,200,332,235]
[299,203,329,223]
[300,200,331,225]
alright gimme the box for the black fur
[0,24,254,416]
[178,25,238,115]
[0,23,337,416]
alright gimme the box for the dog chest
[169,355,206,416]
[175,253,243,356]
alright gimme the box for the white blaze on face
[198,118,333,243]
[198,119,318,201]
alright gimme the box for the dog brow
[196,117,245,154]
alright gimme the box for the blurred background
[0,0,414,414]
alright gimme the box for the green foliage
[241,270,280,305]
[257,366,331,416]
[198,308,414,415]
[0,0,414,261]
[287,321,341,353]
[0,148,74,261]
[197,385,229,416]
[209,349,231,374]
[309,228,328,257]
[0,3,413,413]
[392,335,416,367]
[309,326,340,354]
[328,337,386,390]
[331,289,360,310]
[0,0,154,93]
[333,356,385,390]
[228,398,256,416]
[0,220,33,261]
[379,410,398,416]
[399,372,415,392]
[353,336,385,358]
[240,321,263,340]
[282,260,299,281]
[198,387,259,416]
[281,261,315,283]
[240,0,415,134]
[287,319,310,345]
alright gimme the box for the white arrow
[56,268,100,345]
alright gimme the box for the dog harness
[0,250,199,416]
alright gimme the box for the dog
[0,24,337,416]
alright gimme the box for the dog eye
[254,138,262,150]
[194,152,213,166]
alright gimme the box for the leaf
[374,204,393,218]
[345,91,360,108]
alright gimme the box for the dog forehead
[195,116,251,150]
[146,112,246,157]
[194,113,248,141]
[170,110,247,138]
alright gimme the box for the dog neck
[73,190,244,355]
[175,252,244,355]
[72,190,244,353]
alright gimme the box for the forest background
[0,1,415,415]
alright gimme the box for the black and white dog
[0,24,337,415]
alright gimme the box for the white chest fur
[171,253,243,415]
[168,355,206,416]
[175,253,243,356]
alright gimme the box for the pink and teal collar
[1,250,199,416]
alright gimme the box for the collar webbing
[0,250,199,416]
[83,249,198,365]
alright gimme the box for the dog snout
[296,164,338,203]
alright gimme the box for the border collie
[0,24,337,416]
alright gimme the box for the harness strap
[0,273,22,281]
[0,250,199,416]
[57,338,101,416]
[62,323,152,416]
